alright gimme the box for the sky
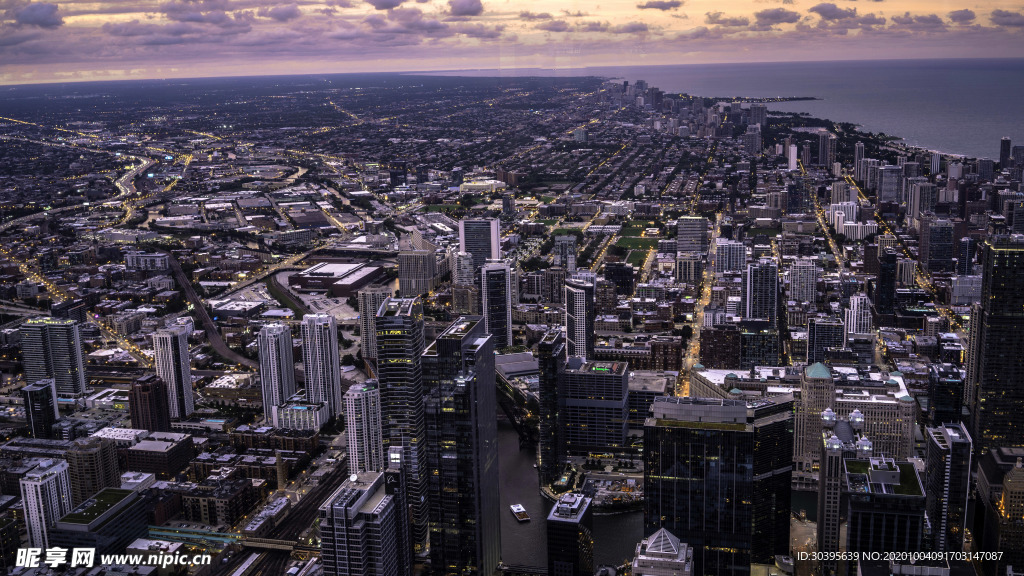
[0,0,1023,84]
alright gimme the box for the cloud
[257,4,301,21]
[637,1,682,10]
[562,10,586,17]
[448,0,482,17]
[577,20,608,32]
[536,20,569,32]
[809,3,857,20]
[752,7,801,29]
[452,22,502,38]
[610,21,648,33]
[947,9,974,24]
[365,0,404,9]
[0,28,39,45]
[103,20,201,36]
[991,9,1024,27]
[519,11,551,20]
[891,11,946,30]
[12,2,63,28]
[705,11,749,26]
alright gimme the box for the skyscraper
[480,261,513,350]
[153,324,193,420]
[301,314,342,420]
[66,436,120,506]
[561,358,629,454]
[844,294,872,340]
[818,132,836,167]
[603,262,635,295]
[398,250,436,297]
[319,471,410,576]
[714,239,746,274]
[458,218,500,272]
[22,379,58,439]
[547,493,594,576]
[258,323,296,426]
[817,412,873,576]
[20,459,72,548]
[854,142,866,181]
[920,218,954,273]
[925,423,972,552]
[344,381,384,475]
[877,165,903,203]
[967,237,1024,454]
[845,457,926,554]
[875,248,898,315]
[375,297,428,551]
[357,286,391,366]
[538,329,567,486]
[452,252,476,287]
[564,277,595,360]
[789,258,818,306]
[554,235,578,272]
[644,396,794,576]
[676,216,709,254]
[128,374,171,432]
[1000,136,1012,167]
[20,317,87,397]
[928,364,964,427]
[806,316,845,365]
[745,258,778,324]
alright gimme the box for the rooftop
[59,488,135,527]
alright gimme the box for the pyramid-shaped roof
[806,362,832,380]
[645,527,681,555]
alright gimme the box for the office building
[547,493,594,576]
[481,262,513,350]
[920,219,954,273]
[967,237,1024,453]
[806,317,844,365]
[676,217,709,254]
[854,142,866,181]
[845,457,926,554]
[20,317,87,397]
[459,219,500,273]
[258,323,296,426]
[749,104,767,127]
[877,165,903,203]
[66,436,120,506]
[715,239,746,274]
[301,314,343,420]
[452,252,476,287]
[554,235,578,272]
[817,412,873,575]
[818,132,836,167]
[1001,137,1013,167]
[375,297,428,551]
[789,258,818,306]
[745,258,778,324]
[604,262,635,296]
[976,451,1024,576]
[538,329,567,486]
[49,488,148,556]
[925,423,972,553]
[398,250,436,297]
[875,248,898,315]
[21,458,73,548]
[358,286,391,365]
[928,364,964,427]
[631,528,693,576]
[344,381,384,475]
[644,395,794,576]
[844,294,872,340]
[319,471,410,576]
[123,432,195,479]
[22,379,58,439]
[564,277,595,360]
[153,324,193,420]
[561,358,628,454]
[128,374,172,432]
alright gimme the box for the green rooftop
[845,459,922,497]
[654,419,748,432]
[59,488,134,527]
[805,362,832,380]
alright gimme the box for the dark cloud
[891,11,946,30]
[447,0,482,17]
[809,3,857,20]
[519,11,551,20]
[577,20,608,32]
[991,9,1024,27]
[752,7,801,29]
[705,11,749,26]
[637,1,682,10]
[609,21,648,33]
[13,2,63,28]
[103,20,201,36]
[562,10,587,17]
[947,9,974,24]
[257,4,301,21]
[365,0,404,10]
[0,28,39,45]
[535,19,569,32]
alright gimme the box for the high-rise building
[631,528,693,576]
[920,218,954,273]
[502,193,515,217]
[20,459,73,548]
[423,318,500,575]
[481,261,513,350]
[789,258,818,306]
[806,316,845,365]
[817,411,873,576]
[561,358,628,454]
[967,237,1024,454]
[344,381,384,475]
[748,104,767,127]
[818,132,836,167]
[676,217,709,254]
[153,324,193,420]
[1000,136,1013,167]
[977,453,1024,576]
[301,314,342,420]
[745,258,778,324]
[875,248,898,315]
[925,423,972,553]
[258,323,296,426]
[538,329,567,486]
[49,488,148,556]
[22,379,58,439]
[928,364,964,427]
[20,317,87,397]
[128,374,171,432]
[547,493,594,576]
[554,235,578,272]
[844,294,872,341]
[854,142,866,181]
[66,436,120,507]
[452,252,476,287]
[375,298,428,551]
[398,250,436,297]
[644,396,793,576]
[714,239,746,274]
[877,165,903,203]
[564,277,596,360]
[604,262,635,295]
[357,286,391,366]
[458,219,500,273]
[845,457,926,554]
[319,471,411,576]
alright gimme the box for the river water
[497,418,644,569]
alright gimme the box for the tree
[342,354,356,366]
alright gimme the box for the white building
[301,314,343,419]
[153,324,193,419]
[258,323,296,426]
[343,381,384,475]
[21,459,72,548]
[632,528,693,576]
[357,287,391,364]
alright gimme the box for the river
[497,418,644,569]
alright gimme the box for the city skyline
[2,0,1024,84]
